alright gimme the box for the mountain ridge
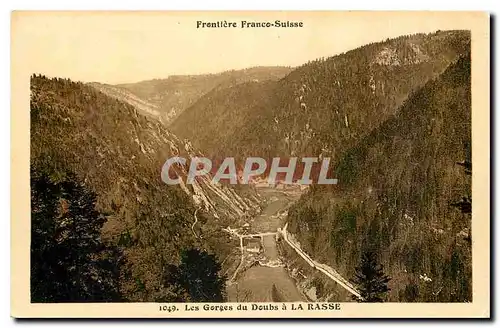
[170,30,470,166]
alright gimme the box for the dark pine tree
[451,157,472,214]
[30,168,123,302]
[456,160,472,176]
[166,249,226,302]
[351,251,391,302]
[450,196,472,214]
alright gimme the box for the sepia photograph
[10,11,490,318]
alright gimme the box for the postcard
[11,11,490,318]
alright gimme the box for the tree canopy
[30,168,123,302]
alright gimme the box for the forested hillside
[117,66,292,124]
[286,54,472,302]
[171,31,470,167]
[30,76,258,302]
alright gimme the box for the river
[226,185,307,302]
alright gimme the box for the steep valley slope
[170,30,470,166]
[168,30,472,302]
[287,54,472,302]
[30,76,260,301]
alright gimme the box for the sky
[12,11,483,84]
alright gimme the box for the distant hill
[287,54,472,302]
[30,76,259,301]
[170,31,470,166]
[88,82,163,122]
[116,66,293,124]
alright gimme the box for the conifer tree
[451,158,472,214]
[30,168,122,302]
[351,251,391,302]
[166,249,226,302]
